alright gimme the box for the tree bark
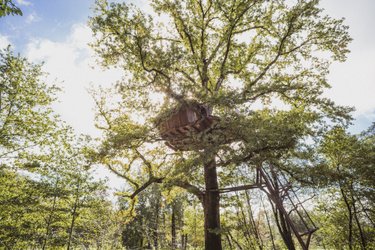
[171,203,177,250]
[203,158,222,250]
[42,178,59,250]
[340,184,353,250]
[350,187,366,250]
[67,181,81,250]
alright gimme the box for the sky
[1,0,374,192]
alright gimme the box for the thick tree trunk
[203,158,222,250]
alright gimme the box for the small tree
[90,0,352,249]
[0,47,60,162]
[318,126,375,249]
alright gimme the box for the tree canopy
[0,0,374,249]
[89,0,355,249]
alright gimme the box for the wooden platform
[158,102,219,151]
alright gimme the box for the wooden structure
[256,166,318,250]
[158,102,218,151]
[216,166,318,250]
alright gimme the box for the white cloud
[25,23,123,137]
[317,0,375,122]
[0,34,11,49]
[325,48,375,118]
[25,12,41,24]
[319,0,375,118]
[16,0,32,6]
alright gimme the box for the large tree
[89,0,352,249]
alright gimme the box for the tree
[0,47,60,163]
[89,0,352,249]
[0,130,120,250]
[0,24,124,250]
[317,126,375,250]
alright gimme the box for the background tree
[89,0,352,249]
[0,47,122,250]
[0,47,60,164]
[315,125,375,250]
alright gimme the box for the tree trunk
[340,185,353,250]
[203,158,222,250]
[42,178,59,250]
[245,190,263,249]
[171,203,176,250]
[261,196,276,250]
[67,181,81,250]
[349,183,366,250]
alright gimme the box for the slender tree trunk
[358,198,375,227]
[67,209,78,250]
[42,178,59,250]
[227,230,243,250]
[350,189,366,249]
[225,233,234,250]
[154,194,160,249]
[203,158,222,250]
[181,210,187,250]
[182,234,188,250]
[245,190,263,249]
[171,203,176,250]
[272,202,295,250]
[67,181,81,250]
[340,185,353,250]
[261,196,276,250]
[234,200,253,248]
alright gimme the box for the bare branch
[129,177,163,199]
[106,163,139,189]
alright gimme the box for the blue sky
[1,0,373,134]
[0,0,92,48]
[1,0,375,190]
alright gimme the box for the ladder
[256,166,318,250]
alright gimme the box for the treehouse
[157,101,219,151]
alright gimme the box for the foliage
[0,0,22,17]
[0,47,60,164]
[0,47,122,249]
[89,0,357,248]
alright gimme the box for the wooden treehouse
[157,101,219,151]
